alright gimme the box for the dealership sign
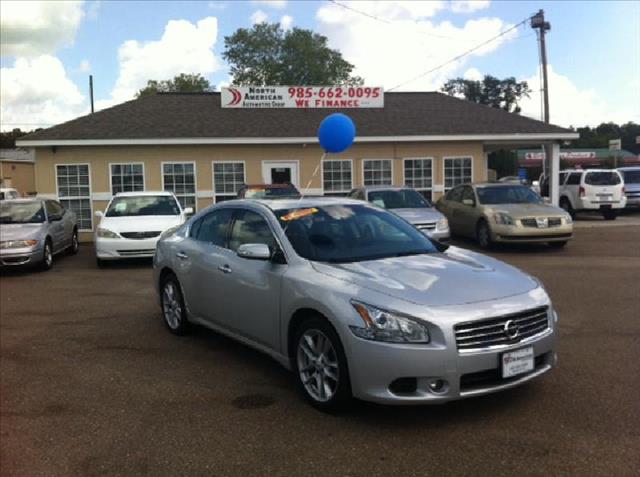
[524,151,596,161]
[221,86,384,108]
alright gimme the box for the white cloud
[450,1,490,14]
[0,55,86,131]
[316,2,517,91]
[250,10,269,24]
[280,14,293,30]
[251,0,287,9]
[0,0,85,57]
[108,17,221,103]
[520,65,640,127]
[207,1,228,10]
[463,67,483,81]
[79,59,92,73]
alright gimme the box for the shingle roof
[20,92,573,142]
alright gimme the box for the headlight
[436,218,449,230]
[350,301,430,343]
[493,212,515,225]
[564,214,573,224]
[96,228,120,239]
[0,239,38,249]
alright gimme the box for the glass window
[566,173,581,185]
[444,157,472,191]
[276,204,437,263]
[363,159,392,186]
[193,209,232,247]
[584,171,621,186]
[163,162,196,211]
[111,163,144,195]
[476,185,542,205]
[213,162,245,202]
[45,200,64,217]
[404,159,433,201]
[56,164,92,230]
[462,186,476,203]
[105,195,180,217]
[367,189,431,209]
[620,169,640,184]
[229,210,276,252]
[0,201,45,224]
[446,186,464,202]
[323,160,352,196]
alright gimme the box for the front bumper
[624,194,640,207]
[343,293,556,404]
[491,223,573,243]
[95,236,159,260]
[0,246,42,267]
[421,227,450,243]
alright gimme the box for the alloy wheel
[478,223,490,248]
[162,281,182,330]
[297,329,339,403]
[44,243,53,267]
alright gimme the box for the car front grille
[520,217,562,228]
[415,222,436,231]
[120,231,161,239]
[454,306,549,352]
[117,249,155,256]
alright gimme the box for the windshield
[585,171,621,186]
[0,201,45,224]
[620,170,640,184]
[276,204,438,263]
[476,185,542,205]
[367,189,432,209]
[106,195,180,217]
[244,187,300,199]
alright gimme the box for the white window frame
[109,162,145,196]
[161,161,197,211]
[402,157,434,201]
[212,160,246,203]
[443,156,474,192]
[55,163,94,232]
[362,159,393,187]
[321,158,353,196]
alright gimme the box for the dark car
[237,183,300,199]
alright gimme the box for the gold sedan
[436,183,573,248]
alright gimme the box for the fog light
[428,379,447,393]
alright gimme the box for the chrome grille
[415,222,436,231]
[117,249,155,256]
[521,218,562,228]
[120,231,161,239]
[454,306,549,352]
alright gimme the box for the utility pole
[531,10,551,123]
[89,75,95,113]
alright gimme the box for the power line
[388,16,532,91]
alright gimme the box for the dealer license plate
[502,346,534,378]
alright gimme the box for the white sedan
[95,191,192,266]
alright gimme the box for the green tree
[136,73,214,97]
[441,75,531,113]
[571,122,640,155]
[223,23,363,86]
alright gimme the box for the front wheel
[39,240,53,271]
[160,274,190,335]
[293,318,351,412]
[68,229,79,255]
[476,220,493,249]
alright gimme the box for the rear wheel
[68,228,79,255]
[160,274,190,335]
[40,239,53,271]
[602,209,617,220]
[560,197,574,218]
[476,220,493,249]
[293,317,351,412]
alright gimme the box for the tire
[160,273,190,335]
[548,241,567,248]
[560,197,575,219]
[68,228,79,255]
[476,220,493,249]
[40,239,53,271]
[293,317,352,412]
[602,209,617,220]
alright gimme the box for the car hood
[484,203,566,218]
[390,208,444,224]
[311,246,537,307]
[0,223,45,241]
[98,215,183,233]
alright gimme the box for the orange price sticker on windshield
[280,208,318,221]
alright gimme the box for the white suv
[556,169,626,220]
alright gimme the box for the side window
[45,201,58,217]
[193,209,233,247]
[559,172,568,185]
[229,210,276,252]
[447,186,464,202]
[462,186,476,204]
[567,173,581,185]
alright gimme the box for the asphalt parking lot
[1,219,639,476]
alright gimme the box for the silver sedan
[153,198,556,410]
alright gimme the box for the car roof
[358,186,412,192]
[560,169,620,173]
[219,196,365,211]
[617,166,640,171]
[0,198,41,203]
[113,191,174,197]
[472,182,530,188]
[241,183,297,189]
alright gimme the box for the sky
[1,0,639,132]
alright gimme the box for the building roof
[18,92,577,146]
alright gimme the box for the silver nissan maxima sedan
[153,197,556,410]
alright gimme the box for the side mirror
[95,210,104,218]
[237,243,271,260]
[183,207,194,215]
[462,199,475,207]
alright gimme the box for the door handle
[176,251,188,260]
[217,264,232,274]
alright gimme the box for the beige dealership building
[17,92,577,241]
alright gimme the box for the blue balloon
[317,113,356,153]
